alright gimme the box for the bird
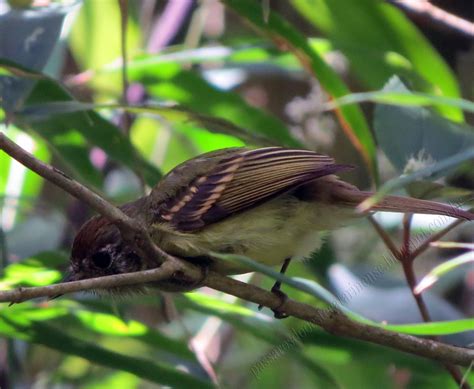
[67,147,473,315]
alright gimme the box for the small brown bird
[68,147,473,301]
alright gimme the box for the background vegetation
[0,0,473,388]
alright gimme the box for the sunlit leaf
[18,78,161,187]
[0,306,213,388]
[414,251,474,295]
[128,62,300,147]
[329,91,474,114]
[383,318,474,336]
[0,251,65,288]
[291,0,463,122]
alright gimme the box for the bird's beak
[49,272,74,300]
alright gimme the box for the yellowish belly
[152,195,355,274]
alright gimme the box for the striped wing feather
[160,147,353,231]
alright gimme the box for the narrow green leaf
[330,91,474,114]
[211,252,369,323]
[383,318,474,336]
[1,59,162,187]
[129,62,300,148]
[414,251,474,295]
[224,0,377,180]
[0,308,213,388]
[18,79,162,187]
[177,294,340,387]
[291,0,463,121]
[20,101,275,146]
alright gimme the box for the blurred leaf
[178,294,340,387]
[211,252,367,322]
[224,0,378,181]
[20,100,275,146]
[291,0,463,121]
[16,78,161,187]
[83,371,140,389]
[68,309,196,361]
[107,43,303,71]
[374,77,474,172]
[0,305,213,388]
[303,328,457,387]
[185,291,265,317]
[414,251,474,295]
[384,318,474,336]
[69,0,140,70]
[1,59,162,187]
[6,210,67,259]
[404,180,474,201]
[0,127,49,228]
[330,91,474,114]
[129,62,300,147]
[358,147,474,212]
[0,251,65,288]
[0,3,75,111]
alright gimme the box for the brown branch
[1,131,474,369]
[372,210,471,388]
[389,0,474,39]
[368,216,401,259]
[410,219,465,259]
[1,261,474,367]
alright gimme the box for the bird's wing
[158,147,353,231]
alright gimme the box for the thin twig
[410,219,465,260]
[389,0,474,39]
[402,213,413,257]
[1,132,474,369]
[368,216,401,259]
[373,210,470,388]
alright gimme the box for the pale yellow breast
[152,195,356,275]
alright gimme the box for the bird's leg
[259,257,292,319]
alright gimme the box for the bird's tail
[330,181,473,221]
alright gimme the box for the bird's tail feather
[330,182,473,221]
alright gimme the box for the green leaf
[69,0,141,71]
[211,252,368,323]
[0,306,213,388]
[330,91,474,114]
[414,251,474,295]
[20,101,275,147]
[383,318,474,336]
[1,59,162,187]
[0,127,49,224]
[177,293,340,387]
[374,77,474,172]
[129,62,300,148]
[16,78,162,187]
[105,43,304,72]
[224,0,378,181]
[291,0,463,122]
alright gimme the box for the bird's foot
[258,284,289,319]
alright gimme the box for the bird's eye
[91,251,112,269]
